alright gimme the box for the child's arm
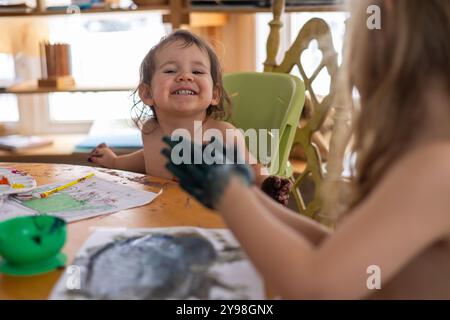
[215,122,290,199]
[89,143,146,174]
[214,121,267,186]
[216,143,450,299]
[251,186,331,245]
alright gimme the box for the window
[0,53,19,123]
[255,13,291,73]
[255,11,348,96]
[30,12,168,133]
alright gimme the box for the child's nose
[176,72,194,82]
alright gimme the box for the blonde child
[89,30,292,205]
[163,0,450,299]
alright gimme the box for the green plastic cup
[0,215,67,276]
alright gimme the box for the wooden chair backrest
[263,0,349,224]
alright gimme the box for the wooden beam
[189,13,228,27]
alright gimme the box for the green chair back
[223,72,305,178]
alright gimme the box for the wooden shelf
[0,5,169,17]
[0,134,85,156]
[186,4,344,13]
[0,3,345,17]
[1,81,134,94]
[0,134,139,165]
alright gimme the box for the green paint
[21,193,106,214]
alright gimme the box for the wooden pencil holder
[39,42,75,89]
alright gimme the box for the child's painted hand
[161,136,254,209]
[88,143,117,169]
[261,176,293,206]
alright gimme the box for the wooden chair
[264,0,350,224]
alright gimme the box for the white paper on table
[0,199,37,222]
[49,227,266,300]
[8,176,162,223]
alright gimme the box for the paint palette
[0,167,37,196]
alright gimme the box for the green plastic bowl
[0,215,67,276]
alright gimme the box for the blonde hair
[334,0,450,211]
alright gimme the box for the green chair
[223,72,305,178]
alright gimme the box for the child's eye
[193,70,206,75]
[163,70,176,74]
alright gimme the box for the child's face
[145,40,220,119]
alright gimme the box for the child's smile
[171,87,198,96]
[147,40,220,118]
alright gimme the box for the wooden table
[0,163,225,300]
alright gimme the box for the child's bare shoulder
[204,120,243,144]
[141,119,162,143]
[142,119,159,134]
[417,141,450,178]
[205,119,237,132]
[389,141,450,195]
[402,141,450,173]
